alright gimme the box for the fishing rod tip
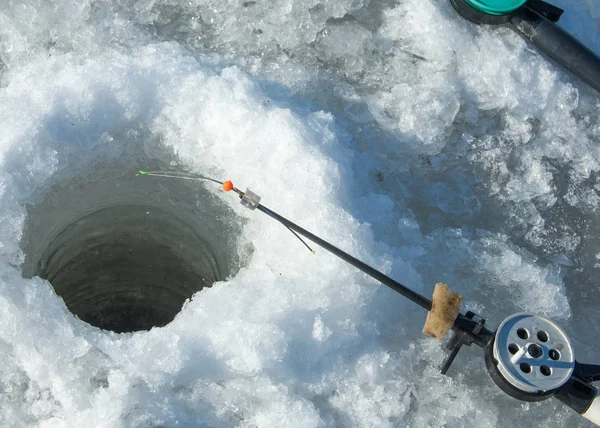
[137,170,148,176]
[223,180,234,191]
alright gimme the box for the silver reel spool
[492,312,575,395]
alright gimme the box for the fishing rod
[139,170,600,425]
[450,0,600,93]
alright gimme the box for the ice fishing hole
[537,330,549,342]
[20,156,245,333]
[508,343,519,355]
[517,328,529,340]
[540,365,552,376]
[520,363,532,374]
[549,349,561,361]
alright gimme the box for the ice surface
[0,0,599,427]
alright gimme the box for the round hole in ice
[20,155,244,333]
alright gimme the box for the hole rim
[20,158,245,333]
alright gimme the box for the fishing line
[138,170,315,253]
[137,170,224,185]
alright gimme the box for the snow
[0,0,598,426]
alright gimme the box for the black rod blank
[256,203,433,311]
[510,7,600,93]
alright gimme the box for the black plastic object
[510,7,600,93]
[555,376,599,414]
[441,311,487,374]
[575,362,600,383]
[527,0,563,22]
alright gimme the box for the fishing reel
[448,0,600,93]
[443,312,600,424]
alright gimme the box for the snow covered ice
[0,0,599,426]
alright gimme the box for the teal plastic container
[463,0,527,15]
